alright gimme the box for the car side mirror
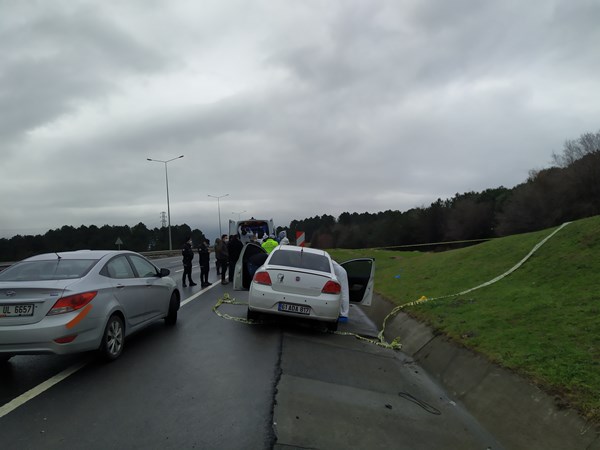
[159,268,170,277]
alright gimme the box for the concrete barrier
[365,293,600,450]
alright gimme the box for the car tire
[247,307,259,321]
[326,320,338,332]
[164,293,178,326]
[100,314,125,361]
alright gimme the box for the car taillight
[254,271,272,286]
[321,280,341,294]
[48,291,97,316]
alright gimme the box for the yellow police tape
[212,222,571,351]
[212,293,404,350]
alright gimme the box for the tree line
[1,129,598,260]
[290,129,600,249]
[0,223,208,262]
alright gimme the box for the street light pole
[208,194,229,236]
[147,155,184,251]
[232,210,247,220]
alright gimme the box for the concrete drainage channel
[363,293,600,450]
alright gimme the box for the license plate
[278,302,310,315]
[0,304,34,317]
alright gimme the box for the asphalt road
[0,256,503,450]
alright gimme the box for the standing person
[214,238,222,276]
[181,237,197,287]
[240,227,253,244]
[228,234,244,283]
[216,234,229,284]
[197,239,211,288]
[261,234,278,254]
[332,260,349,322]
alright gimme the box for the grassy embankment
[328,215,600,424]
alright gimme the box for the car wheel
[100,315,125,361]
[247,307,259,321]
[164,293,178,326]
[326,320,338,332]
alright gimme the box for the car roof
[25,250,134,261]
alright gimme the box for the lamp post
[208,193,229,236]
[232,210,247,220]
[147,155,184,251]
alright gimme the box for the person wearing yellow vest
[261,234,278,254]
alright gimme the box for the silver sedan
[0,250,180,362]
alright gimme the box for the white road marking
[0,283,215,419]
[0,359,89,419]
[181,282,219,306]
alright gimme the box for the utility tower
[160,211,167,228]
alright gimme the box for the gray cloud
[1,0,599,240]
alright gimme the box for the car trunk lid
[0,283,68,326]
[266,268,331,297]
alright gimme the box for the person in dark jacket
[214,238,221,275]
[197,239,211,287]
[247,252,268,281]
[182,237,196,287]
[228,234,244,283]
[215,234,229,284]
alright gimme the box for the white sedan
[241,245,374,331]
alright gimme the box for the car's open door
[340,258,375,306]
[233,242,267,290]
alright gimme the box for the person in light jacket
[261,234,278,254]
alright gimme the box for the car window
[128,255,158,278]
[342,259,373,277]
[105,256,136,279]
[0,259,97,281]
[269,250,330,272]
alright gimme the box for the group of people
[181,231,349,322]
[213,233,243,285]
[181,237,211,288]
[181,230,291,287]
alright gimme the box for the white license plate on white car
[278,302,310,315]
[1,304,34,317]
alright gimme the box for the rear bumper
[248,283,340,322]
[0,314,105,356]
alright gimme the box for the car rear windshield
[269,250,330,272]
[0,259,98,281]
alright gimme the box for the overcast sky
[1,0,599,240]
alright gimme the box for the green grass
[328,216,600,423]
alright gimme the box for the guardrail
[140,250,181,259]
